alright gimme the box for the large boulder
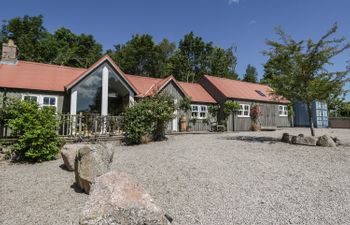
[291,135,317,146]
[332,137,342,146]
[61,145,80,171]
[74,144,114,194]
[80,171,171,225]
[281,133,292,143]
[317,135,336,147]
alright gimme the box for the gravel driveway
[1,128,350,225]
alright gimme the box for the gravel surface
[1,128,350,225]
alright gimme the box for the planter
[180,114,187,132]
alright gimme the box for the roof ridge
[19,60,86,71]
[204,74,269,88]
[125,74,164,81]
[178,81,200,85]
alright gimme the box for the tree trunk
[306,102,315,136]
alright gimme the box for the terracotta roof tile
[204,75,289,103]
[178,81,216,104]
[0,61,85,92]
[124,74,164,97]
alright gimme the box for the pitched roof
[0,61,85,92]
[124,74,189,98]
[124,74,163,97]
[203,75,289,103]
[65,55,138,94]
[178,81,216,104]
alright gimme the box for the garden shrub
[122,93,175,144]
[223,100,240,120]
[3,98,61,162]
[208,105,220,118]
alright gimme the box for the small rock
[61,147,78,171]
[298,134,305,137]
[281,133,292,143]
[74,144,114,194]
[317,135,336,147]
[80,171,171,225]
[291,135,317,146]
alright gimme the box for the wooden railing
[58,113,124,137]
[0,113,124,139]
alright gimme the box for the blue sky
[2,0,350,100]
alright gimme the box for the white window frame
[22,95,39,104]
[278,105,288,117]
[191,104,208,119]
[22,94,58,110]
[237,104,250,117]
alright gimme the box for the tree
[0,15,49,62]
[243,64,258,83]
[170,32,238,82]
[156,38,176,77]
[109,34,163,77]
[208,47,238,79]
[0,15,103,68]
[263,24,350,136]
[46,27,102,68]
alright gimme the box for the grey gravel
[1,128,350,225]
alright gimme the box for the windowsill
[237,115,250,118]
[279,115,288,117]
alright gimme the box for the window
[316,110,322,117]
[278,105,288,116]
[42,96,57,107]
[22,95,58,110]
[323,110,328,117]
[255,90,266,97]
[23,95,38,103]
[191,105,198,118]
[191,105,207,119]
[238,104,250,117]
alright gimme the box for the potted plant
[250,104,262,131]
[179,97,191,132]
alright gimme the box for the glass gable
[73,66,103,114]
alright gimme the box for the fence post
[79,112,82,135]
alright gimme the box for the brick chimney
[1,39,18,64]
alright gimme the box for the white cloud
[228,0,240,4]
[249,20,256,25]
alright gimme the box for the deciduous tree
[263,24,350,136]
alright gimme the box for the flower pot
[180,114,187,132]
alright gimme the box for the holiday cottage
[0,40,291,134]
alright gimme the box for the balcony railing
[0,113,124,139]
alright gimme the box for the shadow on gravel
[70,182,85,194]
[59,163,71,171]
[222,136,281,144]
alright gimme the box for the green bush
[208,105,220,118]
[223,100,240,119]
[122,93,175,144]
[179,96,191,112]
[3,98,61,162]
